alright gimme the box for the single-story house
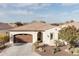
[9,22,60,46]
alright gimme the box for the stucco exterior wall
[9,27,60,46]
[9,31,38,44]
[42,27,59,46]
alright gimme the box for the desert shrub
[0,35,9,43]
[0,44,6,49]
[54,40,65,47]
[3,36,9,42]
[33,42,40,51]
[0,35,9,48]
[72,48,79,54]
[59,26,78,48]
[0,33,9,49]
[33,42,46,52]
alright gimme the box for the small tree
[59,25,78,47]
[32,20,46,23]
[70,20,74,23]
[15,22,23,26]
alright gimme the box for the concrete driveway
[0,43,40,56]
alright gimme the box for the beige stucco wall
[43,27,59,46]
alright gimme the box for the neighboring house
[0,23,13,31]
[0,23,14,35]
[9,22,60,46]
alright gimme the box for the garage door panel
[14,34,32,43]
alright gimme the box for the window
[50,33,53,40]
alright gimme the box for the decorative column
[9,33,14,46]
[32,32,38,52]
[32,32,38,43]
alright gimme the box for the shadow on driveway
[14,43,27,46]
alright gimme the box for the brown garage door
[14,34,32,43]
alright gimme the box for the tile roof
[10,22,55,31]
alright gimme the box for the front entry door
[37,32,43,42]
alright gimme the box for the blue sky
[0,3,79,23]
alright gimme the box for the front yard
[35,44,79,56]
[35,44,72,56]
[33,40,79,56]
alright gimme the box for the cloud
[0,3,52,10]
[61,3,79,6]
[8,10,33,16]
[0,3,79,23]
[0,3,53,19]
[0,12,5,16]
[13,3,52,7]
[71,10,79,14]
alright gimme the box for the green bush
[59,26,79,47]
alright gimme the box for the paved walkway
[0,43,40,56]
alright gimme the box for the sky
[0,3,79,23]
